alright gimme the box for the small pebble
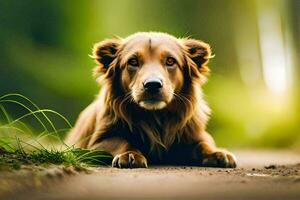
[264,165,277,169]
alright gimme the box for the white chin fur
[139,101,167,110]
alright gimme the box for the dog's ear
[92,38,122,76]
[182,39,212,75]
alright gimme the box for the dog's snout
[143,78,163,93]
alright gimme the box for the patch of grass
[0,93,112,171]
[0,146,112,171]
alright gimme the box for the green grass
[0,145,112,170]
[0,93,112,170]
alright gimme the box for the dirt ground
[2,150,300,200]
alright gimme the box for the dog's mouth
[138,100,167,110]
[133,89,173,110]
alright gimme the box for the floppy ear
[92,38,122,76]
[182,39,212,75]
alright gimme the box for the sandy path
[5,150,300,200]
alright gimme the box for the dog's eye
[166,57,176,67]
[128,58,139,67]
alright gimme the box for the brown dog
[65,32,237,168]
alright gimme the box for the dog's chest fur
[104,109,195,163]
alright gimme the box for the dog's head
[92,32,211,110]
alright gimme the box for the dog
[65,32,237,168]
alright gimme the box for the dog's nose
[143,78,163,93]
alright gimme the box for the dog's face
[119,34,186,110]
[92,32,211,110]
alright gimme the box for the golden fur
[65,32,237,168]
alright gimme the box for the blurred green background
[0,0,299,148]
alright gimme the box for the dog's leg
[192,141,237,168]
[92,137,148,168]
[192,132,237,168]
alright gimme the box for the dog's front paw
[202,150,237,168]
[112,151,148,168]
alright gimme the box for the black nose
[143,78,163,93]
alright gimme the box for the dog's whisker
[174,92,193,106]
[173,92,189,107]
